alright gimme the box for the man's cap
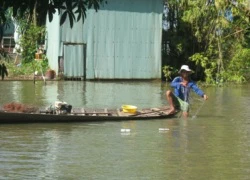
[178,65,192,73]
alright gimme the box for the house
[0,22,15,53]
[46,0,163,80]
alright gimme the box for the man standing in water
[166,65,208,118]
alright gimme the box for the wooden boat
[0,103,178,123]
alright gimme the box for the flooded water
[0,81,250,179]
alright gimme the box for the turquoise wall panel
[46,0,163,79]
[64,44,85,77]
[46,13,61,71]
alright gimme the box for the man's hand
[203,94,208,100]
[180,82,188,87]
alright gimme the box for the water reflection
[0,81,167,109]
[0,81,250,179]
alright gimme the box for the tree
[163,0,250,83]
[0,0,106,59]
[0,0,106,27]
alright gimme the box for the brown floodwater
[0,81,249,179]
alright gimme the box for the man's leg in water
[179,99,189,118]
[166,90,178,114]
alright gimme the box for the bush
[4,56,49,77]
[19,24,46,64]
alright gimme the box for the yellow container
[122,105,137,113]
[35,53,42,60]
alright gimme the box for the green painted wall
[46,0,163,79]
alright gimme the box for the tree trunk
[33,0,37,26]
[217,36,224,74]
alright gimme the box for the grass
[0,54,49,80]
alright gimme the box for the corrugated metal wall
[46,14,61,72]
[46,0,163,79]
[63,44,86,78]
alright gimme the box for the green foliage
[163,0,250,85]
[5,57,49,77]
[0,48,10,60]
[189,53,217,84]
[19,24,46,64]
[0,0,106,27]
[162,65,178,81]
[32,55,49,74]
[223,48,250,83]
[189,53,208,68]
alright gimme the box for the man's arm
[190,83,205,97]
[190,83,208,100]
[171,77,181,88]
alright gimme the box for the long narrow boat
[0,105,178,124]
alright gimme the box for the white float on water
[121,129,131,132]
[159,128,169,131]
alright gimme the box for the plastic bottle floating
[159,128,170,131]
[121,129,131,133]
